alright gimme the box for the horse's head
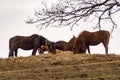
[79,45,86,53]
[46,40,56,54]
[73,46,79,54]
[73,41,79,54]
[73,37,86,54]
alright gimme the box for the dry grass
[0,51,120,80]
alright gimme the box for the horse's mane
[31,34,39,36]
[55,41,67,44]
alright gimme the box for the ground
[0,51,120,80]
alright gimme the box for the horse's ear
[73,35,75,38]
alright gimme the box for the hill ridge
[0,52,120,80]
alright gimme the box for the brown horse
[54,41,68,51]
[9,34,56,57]
[38,41,56,54]
[73,30,110,54]
[64,36,76,51]
[38,45,48,54]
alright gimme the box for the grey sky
[0,0,120,58]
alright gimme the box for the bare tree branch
[26,0,120,30]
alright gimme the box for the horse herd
[9,30,110,57]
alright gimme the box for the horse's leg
[103,32,110,54]
[102,42,108,54]
[87,45,90,54]
[104,45,108,54]
[32,48,37,56]
[15,49,18,57]
[9,50,14,57]
[105,45,108,54]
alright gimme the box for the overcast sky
[0,0,120,58]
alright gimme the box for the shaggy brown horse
[64,36,76,51]
[38,45,48,54]
[9,34,56,57]
[73,30,110,54]
[54,41,68,51]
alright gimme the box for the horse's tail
[8,38,12,57]
[9,38,12,51]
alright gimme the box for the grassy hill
[0,51,120,80]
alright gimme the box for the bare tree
[26,0,120,30]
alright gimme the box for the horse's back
[9,34,40,50]
[76,30,110,45]
[80,30,110,39]
[55,41,67,50]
